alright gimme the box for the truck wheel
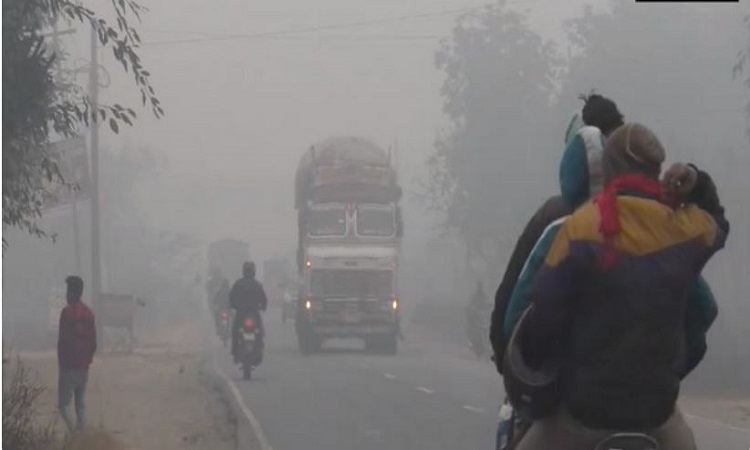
[242,356,252,380]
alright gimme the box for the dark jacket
[58,300,97,370]
[230,276,268,316]
[490,195,570,373]
[522,167,728,429]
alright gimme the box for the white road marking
[417,386,434,394]
[215,359,274,450]
[462,405,486,414]
[384,373,397,379]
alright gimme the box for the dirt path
[17,348,235,450]
[13,309,239,450]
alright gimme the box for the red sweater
[57,300,97,370]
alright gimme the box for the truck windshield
[309,206,347,236]
[356,204,394,237]
[310,269,392,299]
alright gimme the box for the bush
[3,358,126,450]
[2,359,57,450]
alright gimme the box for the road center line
[463,405,486,413]
[417,386,434,394]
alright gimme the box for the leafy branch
[2,0,162,251]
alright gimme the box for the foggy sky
[50,0,600,264]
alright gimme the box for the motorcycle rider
[513,123,729,449]
[230,261,268,364]
[490,93,626,371]
[491,94,719,449]
[206,268,222,314]
[213,278,231,332]
[490,94,626,450]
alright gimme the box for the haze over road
[215,311,750,450]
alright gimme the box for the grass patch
[3,358,125,450]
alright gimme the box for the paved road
[215,313,750,450]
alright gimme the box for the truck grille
[312,299,393,324]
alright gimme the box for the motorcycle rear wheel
[242,358,252,380]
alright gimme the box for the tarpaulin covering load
[295,136,401,208]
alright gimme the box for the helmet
[242,261,256,278]
[502,305,561,418]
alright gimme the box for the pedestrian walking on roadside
[58,276,97,431]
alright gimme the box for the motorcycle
[593,433,659,450]
[218,309,232,347]
[236,314,264,380]
[499,418,659,450]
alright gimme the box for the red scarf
[593,174,676,269]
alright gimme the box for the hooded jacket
[519,123,728,429]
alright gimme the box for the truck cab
[296,245,400,354]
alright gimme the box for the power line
[241,34,443,42]
[141,7,481,47]
[140,1,537,48]
[143,29,442,41]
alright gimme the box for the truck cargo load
[295,136,402,209]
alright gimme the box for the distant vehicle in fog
[207,238,250,283]
[294,136,404,355]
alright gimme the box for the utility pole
[50,20,82,275]
[72,201,82,275]
[89,22,102,314]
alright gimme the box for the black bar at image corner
[635,0,738,2]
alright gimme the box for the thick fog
[3,0,749,409]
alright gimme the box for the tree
[97,146,201,312]
[2,0,163,250]
[422,1,561,275]
[562,0,745,158]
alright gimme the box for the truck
[294,136,403,355]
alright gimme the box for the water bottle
[495,401,514,450]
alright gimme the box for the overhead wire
[140,1,538,47]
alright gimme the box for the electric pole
[48,20,83,276]
[89,22,102,314]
